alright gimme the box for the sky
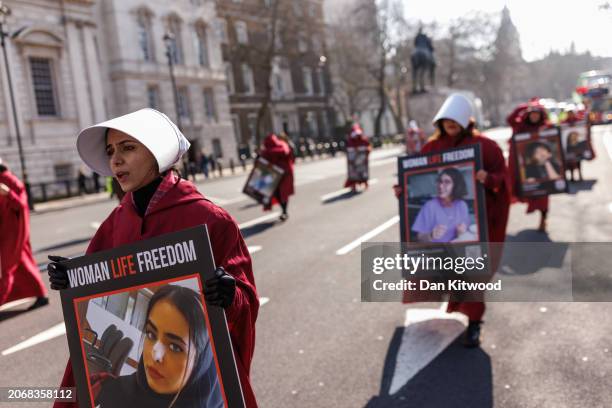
[400,0,612,61]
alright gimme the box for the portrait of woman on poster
[565,131,588,160]
[93,285,223,408]
[523,141,561,182]
[411,167,472,243]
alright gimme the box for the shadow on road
[365,327,493,408]
[567,179,597,194]
[241,221,278,239]
[0,309,32,323]
[239,202,261,210]
[500,231,569,276]
[322,190,360,205]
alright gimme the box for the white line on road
[90,222,101,230]
[335,215,400,255]
[608,203,612,214]
[238,212,281,230]
[0,298,34,312]
[259,297,270,306]
[247,246,262,254]
[320,179,379,202]
[1,323,66,356]
[388,308,467,394]
[603,132,612,161]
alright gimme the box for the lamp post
[162,32,189,178]
[0,2,32,209]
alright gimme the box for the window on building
[203,88,217,122]
[231,114,241,145]
[302,67,313,95]
[263,0,272,7]
[305,111,318,138]
[247,114,257,144]
[235,21,248,44]
[308,3,317,18]
[298,32,308,53]
[147,85,160,109]
[29,57,59,116]
[225,62,235,94]
[167,16,184,65]
[53,162,73,182]
[177,87,191,120]
[212,138,223,158]
[317,68,326,95]
[216,19,228,44]
[194,23,210,67]
[293,0,303,17]
[241,64,254,94]
[312,35,323,55]
[137,10,155,62]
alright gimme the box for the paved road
[1,126,612,407]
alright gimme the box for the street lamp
[0,2,32,209]
[162,32,189,178]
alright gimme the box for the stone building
[216,0,335,154]
[0,0,236,195]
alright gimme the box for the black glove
[47,255,70,290]
[204,267,236,309]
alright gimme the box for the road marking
[0,298,34,312]
[247,245,262,254]
[335,215,400,255]
[371,157,398,168]
[1,323,66,356]
[603,132,612,161]
[388,308,467,394]
[260,297,270,306]
[90,222,101,230]
[238,212,281,229]
[608,203,612,213]
[320,179,379,201]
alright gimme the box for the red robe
[54,176,259,408]
[420,132,511,321]
[0,170,47,305]
[506,104,552,213]
[260,134,294,210]
[344,134,372,188]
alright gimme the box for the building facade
[0,0,236,193]
[216,0,335,154]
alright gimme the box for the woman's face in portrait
[437,173,454,200]
[568,132,579,145]
[528,111,542,124]
[532,146,551,164]
[106,129,158,192]
[441,119,462,138]
[143,299,196,394]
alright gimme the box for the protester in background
[200,150,210,179]
[394,94,511,347]
[405,120,427,155]
[561,108,593,182]
[260,133,294,221]
[77,166,89,195]
[47,109,259,408]
[506,99,553,232]
[344,124,372,192]
[0,158,48,310]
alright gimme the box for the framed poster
[346,146,369,182]
[560,121,594,162]
[242,156,284,205]
[60,226,245,408]
[512,127,568,197]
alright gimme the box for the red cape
[260,134,294,210]
[344,134,372,188]
[0,170,46,305]
[54,176,259,408]
[506,103,552,213]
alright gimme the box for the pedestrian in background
[200,149,210,179]
[506,98,553,232]
[47,109,259,407]
[260,133,294,221]
[0,157,48,310]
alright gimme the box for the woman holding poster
[344,124,372,192]
[47,109,259,407]
[396,93,511,347]
[506,99,553,232]
[260,133,294,221]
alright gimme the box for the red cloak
[260,134,294,210]
[0,170,47,305]
[506,103,552,213]
[54,176,259,408]
[419,132,511,320]
[344,133,372,188]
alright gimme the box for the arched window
[136,8,155,62]
[194,22,209,67]
[166,14,184,65]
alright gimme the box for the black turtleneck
[132,176,163,217]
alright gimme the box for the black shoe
[463,321,482,348]
[279,213,289,222]
[27,297,49,311]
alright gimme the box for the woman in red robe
[344,124,372,191]
[47,109,259,408]
[506,99,553,232]
[260,133,294,221]
[0,160,48,309]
